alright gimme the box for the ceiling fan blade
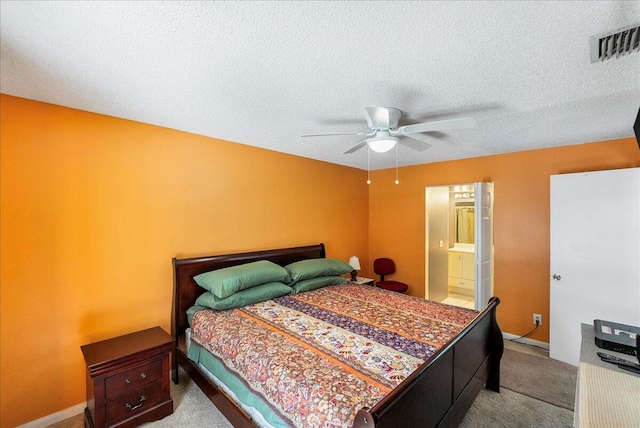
[301,132,366,137]
[344,140,368,154]
[399,136,432,152]
[397,117,477,135]
[365,106,401,130]
[364,107,376,129]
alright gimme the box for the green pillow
[284,258,353,284]
[193,260,290,299]
[290,276,347,294]
[194,282,293,311]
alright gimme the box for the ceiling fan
[302,106,477,154]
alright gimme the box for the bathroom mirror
[455,203,475,244]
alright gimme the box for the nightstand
[349,276,375,286]
[81,327,173,428]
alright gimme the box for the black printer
[594,319,640,356]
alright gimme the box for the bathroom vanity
[448,245,475,296]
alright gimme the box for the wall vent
[590,24,640,62]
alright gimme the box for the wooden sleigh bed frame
[172,243,503,427]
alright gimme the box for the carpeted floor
[500,346,577,410]
[458,340,576,427]
[50,340,576,428]
[459,387,573,428]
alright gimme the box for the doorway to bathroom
[424,182,494,310]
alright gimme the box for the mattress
[188,284,478,427]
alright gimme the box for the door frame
[425,182,494,310]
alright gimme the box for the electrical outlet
[533,314,542,326]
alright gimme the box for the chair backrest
[373,258,396,280]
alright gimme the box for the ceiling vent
[590,24,640,62]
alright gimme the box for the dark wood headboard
[171,243,326,340]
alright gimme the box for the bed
[172,243,503,427]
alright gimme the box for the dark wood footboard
[353,296,502,428]
[172,244,502,428]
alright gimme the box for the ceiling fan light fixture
[305,106,475,155]
[368,137,398,153]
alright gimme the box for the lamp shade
[348,256,361,271]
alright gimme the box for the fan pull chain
[367,146,371,184]
[395,143,400,185]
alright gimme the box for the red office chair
[373,258,409,293]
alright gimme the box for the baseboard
[16,402,84,428]
[502,332,549,350]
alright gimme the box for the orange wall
[0,95,369,427]
[3,93,640,426]
[368,138,640,343]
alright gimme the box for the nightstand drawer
[82,327,173,428]
[106,381,164,425]
[105,358,162,399]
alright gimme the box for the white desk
[575,323,640,427]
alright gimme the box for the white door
[550,168,640,366]
[474,182,494,310]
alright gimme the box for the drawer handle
[124,372,146,384]
[125,395,146,411]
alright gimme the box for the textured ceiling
[1,1,639,170]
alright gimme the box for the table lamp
[348,256,361,281]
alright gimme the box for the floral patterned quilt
[190,284,478,427]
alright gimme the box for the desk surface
[579,323,637,375]
[576,323,640,428]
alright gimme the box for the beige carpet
[459,387,573,428]
[50,341,575,428]
[501,346,577,410]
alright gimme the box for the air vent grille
[590,24,640,62]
